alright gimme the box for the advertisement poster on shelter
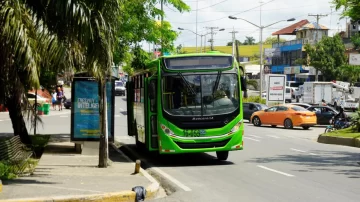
[71,80,113,141]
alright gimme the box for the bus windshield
[162,73,240,116]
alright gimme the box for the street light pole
[228,15,295,96]
[196,0,198,53]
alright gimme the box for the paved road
[1,96,360,202]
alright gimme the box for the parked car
[64,98,71,109]
[27,93,49,109]
[306,105,339,125]
[291,103,312,109]
[115,81,126,96]
[243,102,268,121]
[250,104,317,129]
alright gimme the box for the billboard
[349,53,360,65]
[71,78,115,142]
[284,66,301,74]
[266,74,286,106]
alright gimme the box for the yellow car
[250,104,317,130]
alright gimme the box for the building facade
[265,20,329,82]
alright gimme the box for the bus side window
[149,79,157,112]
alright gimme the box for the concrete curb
[110,143,160,199]
[317,134,360,148]
[0,144,160,202]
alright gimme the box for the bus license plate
[184,130,205,137]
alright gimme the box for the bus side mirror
[241,76,248,98]
[149,82,156,99]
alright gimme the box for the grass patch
[324,127,360,138]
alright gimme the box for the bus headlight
[230,120,243,133]
[160,124,175,136]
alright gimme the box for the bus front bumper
[158,130,244,154]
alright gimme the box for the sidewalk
[0,142,159,202]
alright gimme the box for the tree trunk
[98,79,108,168]
[315,69,319,82]
[6,95,31,145]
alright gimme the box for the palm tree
[0,0,120,149]
[244,36,255,45]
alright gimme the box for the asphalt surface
[1,95,360,202]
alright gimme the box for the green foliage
[30,135,50,148]
[351,33,360,50]
[333,0,360,21]
[340,65,360,84]
[263,36,286,45]
[302,34,347,81]
[0,162,17,180]
[113,0,190,66]
[131,46,151,70]
[246,79,258,90]
[226,40,242,46]
[243,96,266,104]
[243,36,256,45]
[350,111,360,132]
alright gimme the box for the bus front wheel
[216,151,229,161]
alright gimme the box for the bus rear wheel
[216,151,229,161]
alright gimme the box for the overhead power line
[169,0,276,24]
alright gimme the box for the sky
[142,0,348,50]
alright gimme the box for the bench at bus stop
[0,136,33,175]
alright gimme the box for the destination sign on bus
[164,56,233,70]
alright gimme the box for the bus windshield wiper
[178,73,196,95]
[213,71,222,94]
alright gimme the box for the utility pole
[308,13,328,81]
[205,27,218,51]
[229,28,239,57]
[160,0,164,56]
[196,0,198,53]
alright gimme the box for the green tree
[333,0,360,21]
[226,40,241,46]
[243,36,256,45]
[113,0,190,67]
[340,65,360,84]
[301,34,347,81]
[351,33,360,50]
[264,36,286,45]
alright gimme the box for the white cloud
[159,0,347,48]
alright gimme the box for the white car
[27,93,49,108]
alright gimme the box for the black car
[243,102,268,121]
[291,103,312,109]
[64,98,71,109]
[306,106,338,125]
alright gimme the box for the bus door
[126,79,135,136]
[146,77,159,150]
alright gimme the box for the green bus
[126,51,247,160]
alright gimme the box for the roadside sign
[266,74,286,106]
[71,78,115,142]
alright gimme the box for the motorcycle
[324,116,351,133]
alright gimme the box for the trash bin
[43,103,50,115]
[37,105,44,115]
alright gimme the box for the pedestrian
[51,89,57,110]
[56,86,63,111]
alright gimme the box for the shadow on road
[119,144,234,168]
[246,150,360,178]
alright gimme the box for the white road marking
[309,153,318,156]
[60,116,68,118]
[247,135,262,139]
[257,165,294,177]
[290,148,306,153]
[152,167,192,192]
[0,120,3,122]
[266,135,280,139]
[243,137,260,142]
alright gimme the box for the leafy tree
[243,36,256,45]
[333,0,360,21]
[226,40,241,46]
[340,65,360,84]
[264,36,286,45]
[301,34,347,81]
[113,0,190,68]
[351,33,360,50]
